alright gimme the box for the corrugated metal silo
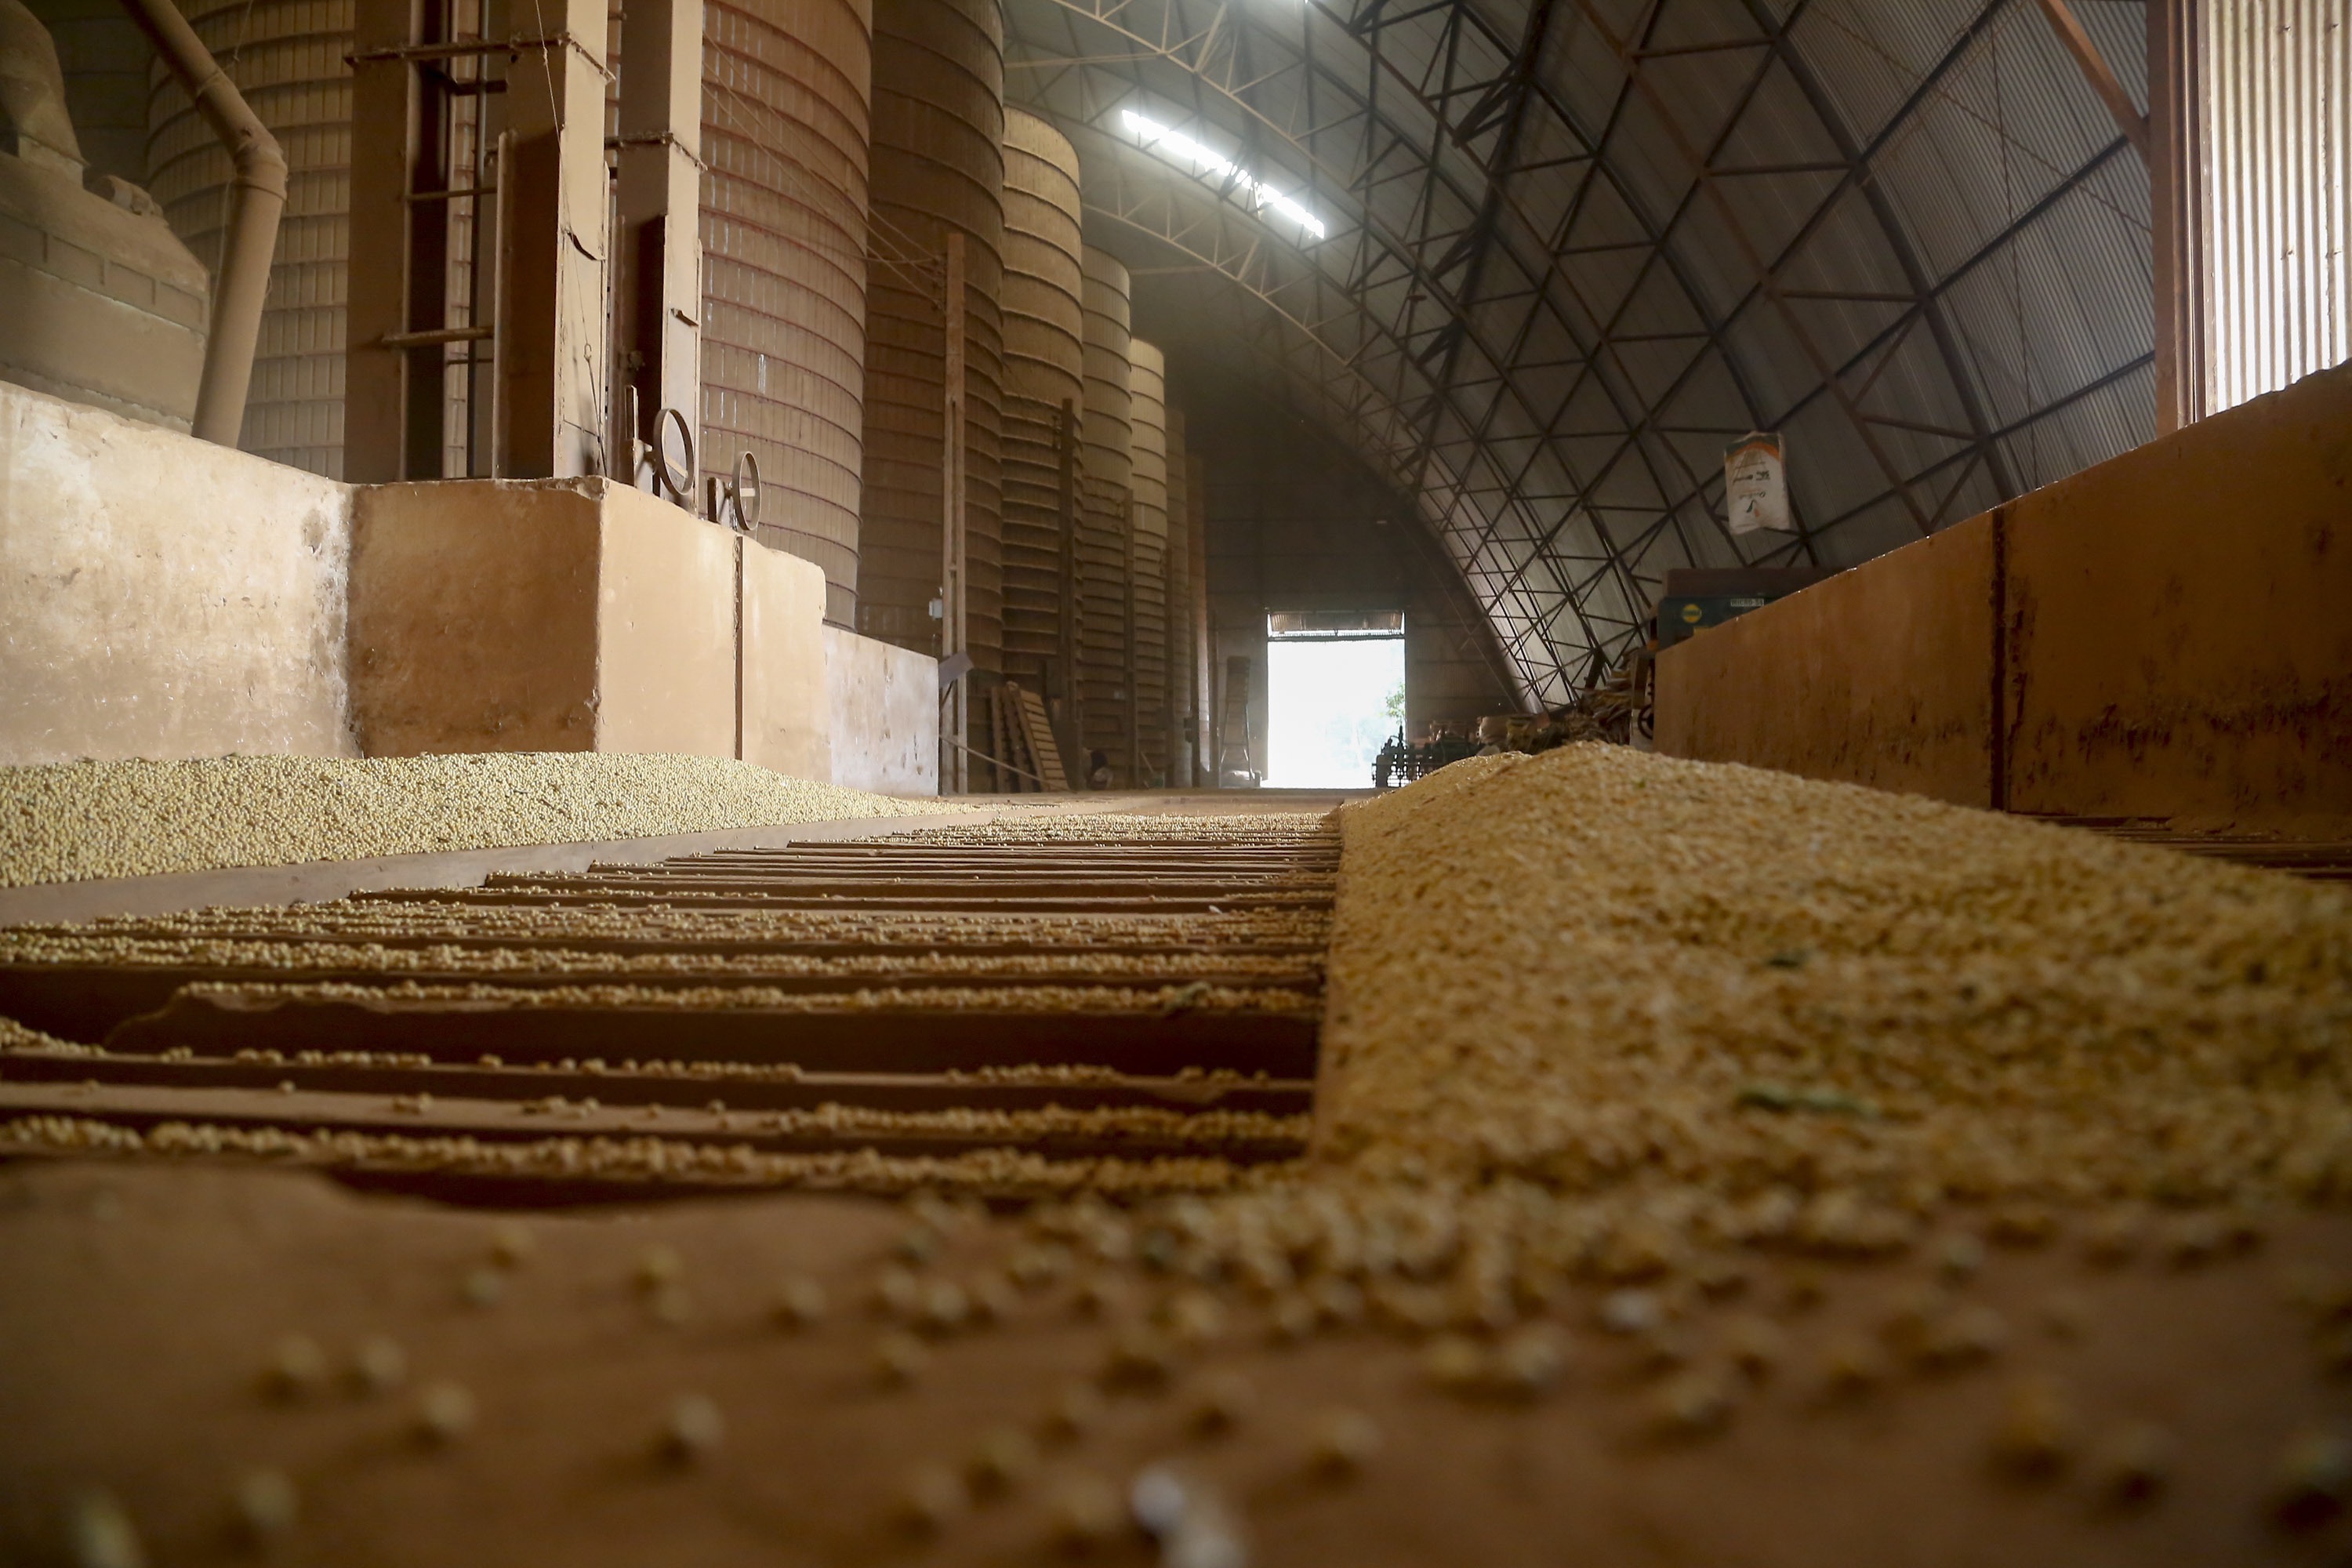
[854,0,1004,674]
[702,0,872,626]
[1127,336,1168,782]
[1077,242,1131,780]
[997,106,1080,697]
[146,0,350,477]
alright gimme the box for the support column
[941,234,969,794]
[1057,397,1083,771]
[345,1,450,482]
[493,0,612,478]
[1125,497,1142,786]
[1189,452,1212,786]
[613,0,702,475]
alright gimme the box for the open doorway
[1264,611,1405,789]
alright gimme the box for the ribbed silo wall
[702,0,871,627]
[852,0,1003,673]
[997,106,1080,694]
[1165,401,1191,778]
[1127,336,1169,781]
[1077,243,1132,779]
[147,0,350,477]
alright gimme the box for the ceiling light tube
[1120,108,1327,240]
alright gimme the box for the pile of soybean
[0,753,960,886]
[1315,744,2352,1210]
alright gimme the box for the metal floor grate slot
[0,819,1338,1202]
[2024,816,2352,882]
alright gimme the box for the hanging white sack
[1724,432,1790,535]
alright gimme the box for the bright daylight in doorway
[1264,612,1405,789]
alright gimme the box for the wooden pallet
[991,683,1067,792]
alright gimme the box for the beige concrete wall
[1,390,939,793]
[824,625,938,796]
[1654,365,2352,829]
[349,481,603,755]
[352,480,737,759]
[1656,514,1996,808]
[0,382,355,764]
[741,539,832,782]
[592,485,735,757]
[2005,364,2352,826]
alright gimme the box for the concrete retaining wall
[2003,368,2352,824]
[1654,517,1996,807]
[349,480,608,754]
[1657,364,2352,828]
[354,482,927,793]
[0,382,356,764]
[742,542,833,784]
[826,626,938,797]
[350,479,742,758]
[1,385,933,793]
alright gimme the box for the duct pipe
[118,0,284,446]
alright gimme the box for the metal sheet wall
[147,0,351,477]
[1077,243,1132,780]
[1128,336,1169,782]
[854,0,1004,671]
[2201,0,2351,415]
[997,107,1081,693]
[702,0,871,626]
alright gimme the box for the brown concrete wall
[351,480,736,759]
[2005,363,2352,825]
[0,383,356,764]
[591,486,735,757]
[349,481,603,755]
[1655,364,2352,829]
[1654,514,1996,808]
[823,626,938,796]
[742,539,833,782]
[233,470,922,785]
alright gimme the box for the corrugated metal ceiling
[1002,0,2157,704]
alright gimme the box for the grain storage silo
[701,0,873,626]
[997,107,1081,704]
[1128,336,1169,783]
[1165,401,1192,781]
[854,0,1004,673]
[1077,243,1132,781]
[146,0,350,477]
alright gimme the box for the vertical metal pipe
[943,231,968,795]
[1057,396,1082,768]
[1189,449,1213,786]
[118,0,285,448]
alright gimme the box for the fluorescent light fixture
[1120,108,1327,240]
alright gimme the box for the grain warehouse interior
[0,0,2348,1563]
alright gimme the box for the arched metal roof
[1002,0,2156,704]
